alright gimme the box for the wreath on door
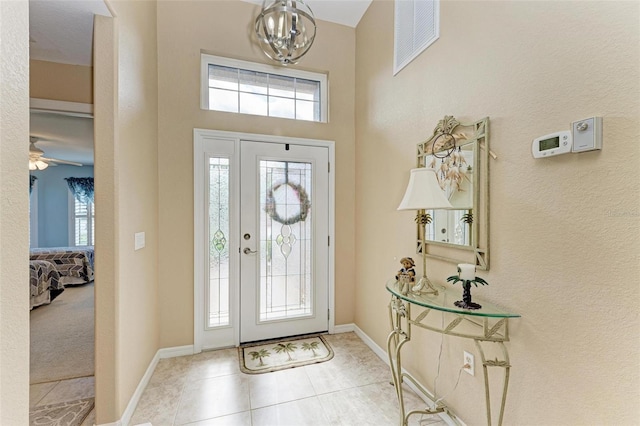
[264,181,311,225]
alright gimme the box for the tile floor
[130,333,449,426]
[29,376,96,426]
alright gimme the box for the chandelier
[254,0,316,65]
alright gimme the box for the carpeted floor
[30,282,95,384]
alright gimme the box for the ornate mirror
[416,116,490,269]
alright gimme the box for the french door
[194,130,333,350]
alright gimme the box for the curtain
[29,175,37,194]
[65,177,94,203]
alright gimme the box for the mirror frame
[415,116,490,270]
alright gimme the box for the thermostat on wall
[572,117,603,153]
[532,130,572,158]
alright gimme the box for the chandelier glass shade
[255,0,316,65]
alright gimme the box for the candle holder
[447,264,489,310]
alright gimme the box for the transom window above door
[200,54,328,123]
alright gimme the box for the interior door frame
[193,128,336,353]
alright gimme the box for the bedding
[30,260,63,309]
[30,246,94,286]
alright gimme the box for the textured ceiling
[29,0,111,66]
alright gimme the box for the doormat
[29,398,94,426]
[239,334,334,374]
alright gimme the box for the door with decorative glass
[194,132,331,350]
[240,141,329,343]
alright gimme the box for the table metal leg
[475,340,511,426]
[388,296,514,426]
[388,299,409,426]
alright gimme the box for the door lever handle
[243,247,257,255]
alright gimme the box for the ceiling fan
[29,136,83,170]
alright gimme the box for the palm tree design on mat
[301,341,321,357]
[273,342,298,361]
[249,349,271,367]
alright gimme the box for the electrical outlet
[463,351,474,376]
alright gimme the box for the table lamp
[398,168,453,295]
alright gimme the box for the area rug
[29,398,94,426]
[239,334,334,374]
[30,282,94,384]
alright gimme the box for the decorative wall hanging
[416,116,491,269]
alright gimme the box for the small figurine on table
[396,257,416,295]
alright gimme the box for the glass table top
[386,279,520,318]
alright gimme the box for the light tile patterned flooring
[131,333,448,426]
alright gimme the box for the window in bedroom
[394,0,440,75]
[69,193,94,246]
[30,178,38,248]
[200,54,328,122]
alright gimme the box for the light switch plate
[134,232,145,250]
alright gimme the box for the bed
[29,246,94,286]
[30,260,63,309]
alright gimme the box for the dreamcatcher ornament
[427,128,471,193]
[429,146,472,192]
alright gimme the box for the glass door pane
[208,157,230,328]
[240,140,328,343]
[259,160,313,322]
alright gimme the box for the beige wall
[93,13,119,423]
[157,0,356,347]
[0,0,30,423]
[30,59,93,104]
[355,1,639,424]
[94,1,160,422]
[113,0,160,419]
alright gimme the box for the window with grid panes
[200,54,327,122]
[69,193,94,246]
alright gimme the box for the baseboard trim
[332,323,355,334]
[118,353,159,426]
[352,324,463,426]
[158,345,194,359]
[115,345,194,426]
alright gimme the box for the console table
[386,279,520,426]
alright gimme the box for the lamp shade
[398,168,453,210]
